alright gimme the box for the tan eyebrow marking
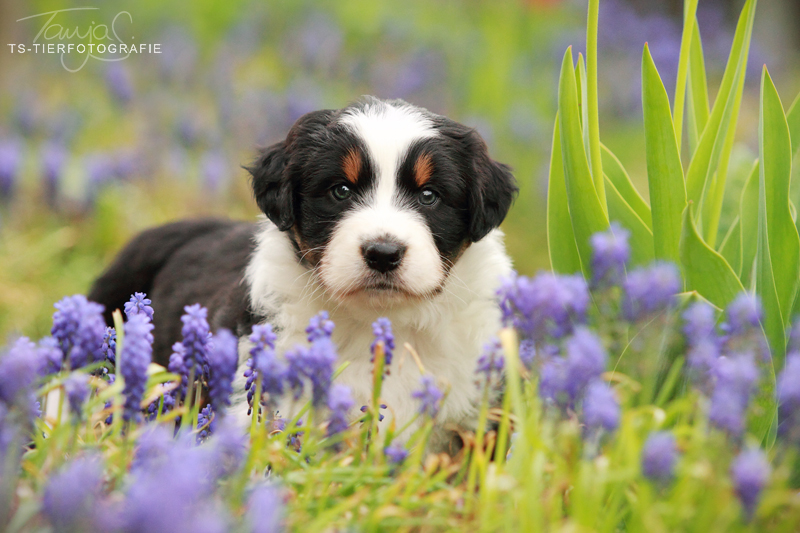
[342,149,361,184]
[414,152,434,187]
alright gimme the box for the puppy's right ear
[247,141,293,231]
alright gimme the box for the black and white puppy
[89,97,517,447]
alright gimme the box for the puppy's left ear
[247,141,293,231]
[467,135,518,242]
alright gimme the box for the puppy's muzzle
[361,239,407,273]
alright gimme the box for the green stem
[673,0,700,153]
[586,0,605,207]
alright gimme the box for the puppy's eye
[419,189,438,206]
[331,184,352,201]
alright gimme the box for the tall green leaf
[718,216,741,274]
[605,177,654,268]
[756,68,800,363]
[739,161,760,289]
[558,47,609,277]
[547,115,582,275]
[601,145,652,229]
[642,44,687,265]
[679,204,744,309]
[686,18,710,157]
[672,0,699,152]
[684,0,756,220]
[786,90,800,156]
[585,0,605,208]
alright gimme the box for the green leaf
[739,161,760,289]
[605,176,654,267]
[679,204,744,309]
[756,68,800,363]
[718,215,741,274]
[672,0,698,152]
[642,44,687,265]
[576,54,591,164]
[684,0,756,240]
[601,145,652,229]
[686,17,710,156]
[547,115,582,274]
[558,47,609,277]
[786,90,800,157]
[585,0,605,208]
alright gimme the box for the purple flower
[37,336,63,375]
[731,448,770,519]
[590,222,630,287]
[124,293,154,321]
[207,418,247,479]
[412,375,443,418]
[102,327,117,365]
[181,304,211,377]
[708,353,758,438]
[145,383,176,422]
[683,301,718,343]
[306,311,335,342]
[0,338,40,411]
[326,384,354,437]
[103,374,116,425]
[206,329,238,414]
[197,404,215,442]
[371,317,395,368]
[63,373,90,418]
[723,293,762,337]
[708,387,747,436]
[0,138,22,202]
[498,272,590,342]
[565,328,607,400]
[777,352,800,440]
[788,318,800,353]
[285,337,337,407]
[622,262,681,320]
[41,142,67,206]
[245,324,285,413]
[641,431,678,482]
[247,484,284,533]
[539,356,569,405]
[168,342,188,400]
[42,455,105,533]
[582,380,619,432]
[121,314,154,422]
[384,439,408,464]
[51,295,106,369]
[104,63,134,104]
[200,150,228,191]
[519,339,536,369]
[475,337,504,387]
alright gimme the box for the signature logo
[9,7,160,72]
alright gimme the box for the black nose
[361,240,407,273]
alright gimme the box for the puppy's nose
[361,240,406,273]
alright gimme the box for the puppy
[89,97,517,448]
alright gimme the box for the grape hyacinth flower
[682,301,721,381]
[181,304,211,378]
[37,336,63,375]
[247,484,284,533]
[590,222,630,288]
[285,335,338,407]
[0,338,41,411]
[41,455,105,533]
[207,418,247,479]
[384,439,408,464]
[104,63,134,104]
[475,337,504,388]
[206,329,238,414]
[723,293,762,337]
[731,448,770,519]
[360,403,386,422]
[498,272,590,343]
[121,314,154,422]
[197,404,215,442]
[51,295,106,369]
[371,317,395,368]
[63,373,90,418]
[101,327,117,365]
[124,292,154,320]
[306,311,335,342]
[245,324,285,414]
[412,375,443,418]
[582,380,619,432]
[539,356,568,406]
[41,141,68,207]
[621,262,681,320]
[326,384,354,437]
[168,342,188,401]
[708,353,759,436]
[641,431,678,482]
[777,352,800,441]
[103,374,115,426]
[565,328,607,401]
[0,138,22,202]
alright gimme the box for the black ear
[246,141,293,231]
[466,135,518,242]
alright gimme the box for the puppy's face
[248,98,517,305]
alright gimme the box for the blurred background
[0,0,797,341]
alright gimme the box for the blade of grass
[558,47,609,277]
[679,204,744,309]
[586,0,605,208]
[718,215,741,274]
[739,160,760,289]
[686,17,710,156]
[642,44,687,265]
[547,115,582,274]
[605,176,654,268]
[673,0,699,152]
[786,90,800,156]
[601,144,652,229]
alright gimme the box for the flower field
[3,0,800,531]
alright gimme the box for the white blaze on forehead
[340,102,437,205]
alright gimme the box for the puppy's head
[247,97,517,305]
